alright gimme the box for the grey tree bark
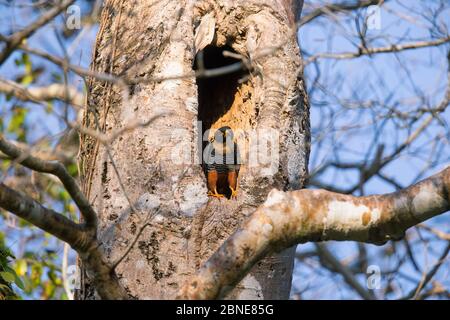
[79,0,309,299]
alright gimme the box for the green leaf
[22,53,32,74]
[14,275,25,290]
[0,159,10,171]
[20,74,34,86]
[4,265,16,274]
[7,107,27,141]
[22,277,33,293]
[58,189,71,202]
[0,247,14,260]
[0,271,16,283]
[67,163,78,176]
[0,283,11,292]
[7,108,26,131]
[46,101,53,113]
[15,259,27,276]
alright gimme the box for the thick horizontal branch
[0,135,97,229]
[306,37,450,64]
[0,78,84,106]
[178,166,450,299]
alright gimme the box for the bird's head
[214,126,234,142]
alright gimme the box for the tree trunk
[79,0,309,300]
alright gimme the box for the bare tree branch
[316,243,375,300]
[418,224,450,241]
[0,182,85,247]
[311,55,450,194]
[0,0,75,65]
[306,37,450,64]
[178,166,450,299]
[0,135,97,230]
[403,241,450,300]
[300,0,382,26]
[17,43,119,83]
[0,78,84,106]
[0,182,127,299]
[0,134,129,299]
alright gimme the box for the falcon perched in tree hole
[203,126,241,199]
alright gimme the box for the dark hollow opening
[195,45,247,133]
[195,45,249,198]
